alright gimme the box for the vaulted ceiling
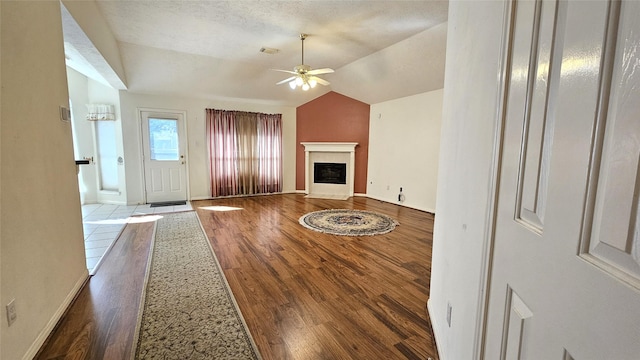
[63,1,448,107]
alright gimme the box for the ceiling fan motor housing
[294,64,311,74]
[273,34,332,89]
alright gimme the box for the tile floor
[82,202,192,274]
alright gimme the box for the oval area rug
[299,209,399,236]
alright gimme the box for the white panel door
[484,0,640,359]
[141,111,187,203]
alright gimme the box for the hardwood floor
[37,194,437,360]
[36,215,156,360]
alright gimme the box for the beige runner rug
[132,211,261,359]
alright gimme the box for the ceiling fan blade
[276,76,297,85]
[310,76,330,86]
[271,69,298,75]
[308,68,334,75]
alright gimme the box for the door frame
[474,0,516,358]
[137,107,190,204]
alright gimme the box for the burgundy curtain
[206,109,282,197]
[257,113,283,194]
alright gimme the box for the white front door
[484,0,640,359]
[141,110,187,203]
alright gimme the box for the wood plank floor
[36,215,156,360]
[37,194,438,360]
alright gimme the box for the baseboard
[190,192,435,215]
[189,195,210,201]
[427,298,446,360]
[365,194,436,214]
[24,270,89,360]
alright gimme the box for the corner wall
[428,1,507,359]
[1,3,88,359]
[367,90,442,212]
[67,68,125,205]
[296,92,370,194]
[67,67,96,204]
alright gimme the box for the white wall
[1,3,89,359]
[428,1,507,359]
[367,90,443,212]
[67,68,125,205]
[61,0,127,89]
[88,79,125,204]
[119,92,297,204]
[67,67,97,204]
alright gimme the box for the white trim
[301,142,358,198]
[189,195,211,201]
[475,1,516,359]
[427,299,445,360]
[365,193,435,213]
[23,271,89,360]
[300,142,359,153]
[137,108,190,204]
[93,199,127,205]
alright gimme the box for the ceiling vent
[260,47,280,55]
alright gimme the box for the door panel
[582,0,640,289]
[141,111,187,203]
[514,0,557,234]
[484,0,640,359]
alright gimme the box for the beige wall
[367,90,443,212]
[1,2,88,359]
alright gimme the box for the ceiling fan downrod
[300,34,306,66]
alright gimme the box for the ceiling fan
[273,34,334,91]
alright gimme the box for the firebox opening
[314,162,347,184]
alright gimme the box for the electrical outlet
[386,185,390,190]
[6,299,17,326]
[446,302,452,327]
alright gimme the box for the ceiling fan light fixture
[273,34,334,91]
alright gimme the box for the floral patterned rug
[132,211,261,360]
[299,209,399,236]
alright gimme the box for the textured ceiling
[67,1,448,106]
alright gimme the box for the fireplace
[314,163,347,184]
[301,142,358,199]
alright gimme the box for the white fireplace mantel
[302,142,358,199]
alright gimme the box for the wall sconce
[86,104,115,121]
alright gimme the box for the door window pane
[149,118,179,161]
